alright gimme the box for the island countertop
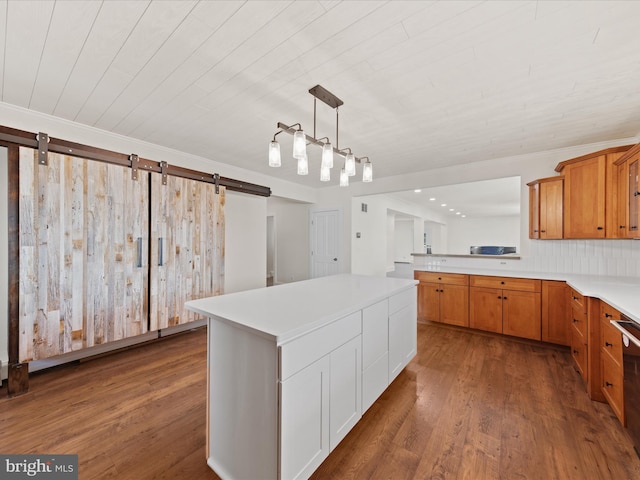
[185,273,418,345]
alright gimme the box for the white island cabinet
[185,274,418,480]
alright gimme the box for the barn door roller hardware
[36,132,49,166]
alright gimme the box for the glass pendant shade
[322,142,334,168]
[320,164,331,182]
[293,130,306,159]
[340,167,349,187]
[345,153,356,176]
[297,154,309,175]
[268,140,281,167]
[363,160,373,183]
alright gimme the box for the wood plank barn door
[149,175,225,330]
[19,147,149,362]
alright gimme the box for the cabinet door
[362,300,389,412]
[539,179,563,239]
[469,287,502,334]
[563,155,606,238]
[570,325,587,383]
[19,147,149,361]
[329,336,362,451]
[280,355,330,480]
[419,282,440,322]
[629,157,639,237]
[601,352,625,425]
[440,284,469,327]
[541,281,570,345]
[389,303,417,382]
[150,175,225,330]
[529,183,540,239]
[502,290,541,340]
[616,160,630,237]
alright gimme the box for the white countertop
[414,266,640,323]
[185,274,418,345]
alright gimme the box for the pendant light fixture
[268,85,372,185]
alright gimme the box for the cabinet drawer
[601,352,624,425]
[601,302,622,322]
[601,319,623,367]
[569,288,586,312]
[279,311,362,381]
[414,271,469,286]
[469,275,540,292]
[389,287,416,315]
[571,306,588,338]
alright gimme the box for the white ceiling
[2,0,640,190]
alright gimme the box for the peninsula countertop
[185,273,418,345]
[413,265,640,324]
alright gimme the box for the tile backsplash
[410,240,640,277]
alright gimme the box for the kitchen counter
[413,265,640,324]
[186,273,417,345]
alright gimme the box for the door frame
[309,207,343,278]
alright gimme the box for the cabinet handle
[597,226,604,230]
[605,313,612,319]
[540,230,546,233]
[438,277,442,280]
[533,229,538,233]
[620,225,626,229]
[605,341,613,347]
[605,381,613,387]
[573,349,579,354]
[503,296,508,300]
[634,191,639,197]
[573,318,579,323]
[497,296,502,299]
[158,237,164,266]
[136,237,143,268]
[500,281,505,285]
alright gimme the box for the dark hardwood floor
[1,322,639,479]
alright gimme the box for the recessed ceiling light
[449,208,454,211]
[462,215,466,218]
[429,197,436,201]
[456,212,461,215]
[414,189,421,193]
[441,203,446,207]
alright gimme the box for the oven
[612,316,640,458]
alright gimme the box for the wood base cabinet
[415,271,469,327]
[569,288,588,383]
[541,281,570,345]
[469,276,541,340]
[600,302,625,425]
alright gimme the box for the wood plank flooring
[1,322,639,479]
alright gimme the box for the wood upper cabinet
[527,176,563,239]
[415,272,469,327]
[628,155,640,237]
[559,154,606,238]
[554,146,632,239]
[469,276,541,340]
[610,145,640,238]
[541,281,570,346]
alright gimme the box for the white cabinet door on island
[185,274,418,480]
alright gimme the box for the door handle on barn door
[136,237,143,268]
[158,237,164,266]
[333,258,338,261]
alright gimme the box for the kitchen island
[185,274,418,480]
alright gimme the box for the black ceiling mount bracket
[130,154,139,180]
[213,173,220,194]
[308,85,343,109]
[36,132,49,166]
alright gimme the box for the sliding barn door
[150,175,225,330]
[19,147,149,362]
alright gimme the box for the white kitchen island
[185,274,418,480]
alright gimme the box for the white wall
[266,197,310,284]
[1,147,7,380]
[224,192,267,293]
[394,219,414,263]
[446,215,520,254]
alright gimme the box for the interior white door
[310,209,341,278]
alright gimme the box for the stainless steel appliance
[612,316,640,458]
